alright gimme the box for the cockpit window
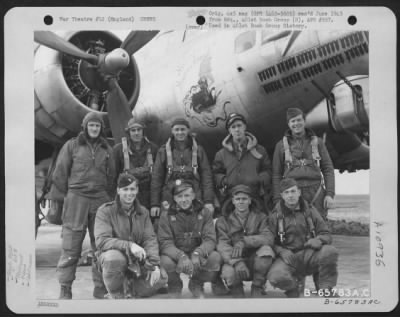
[235,31,256,54]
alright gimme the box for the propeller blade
[106,78,133,143]
[120,31,159,55]
[34,31,99,64]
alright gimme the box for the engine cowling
[34,31,139,146]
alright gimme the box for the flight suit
[213,132,272,214]
[215,199,275,296]
[158,200,222,294]
[95,199,167,298]
[267,198,338,296]
[272,128,335,218]
[151,136,214,209]
[113,138,158,210]
[52,130,115,293]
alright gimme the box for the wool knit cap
[286,108,304,122]
[171,118,190,129]
[173,179,194,195]
[226,113,247,130]
[279,178,298,192]
[125,118,145,131]
[117,172,137,188]
[231,184,252,196]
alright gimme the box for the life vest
[274,202,316,244]
[122,137,154,176]
[282,135,321,178]
[165,135,199,183]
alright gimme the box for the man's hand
[304,238,323,250]
[231,240,245,259]
[146,266,161,286]
[279,248,296,267]
[191,252,201,275]
[177,255,194,276]
[130,243,146,261]
[150,207,161,217]
[143,259,154,271]
[324,196,334,209]
[204,203,214,215]
[234,261,250,280]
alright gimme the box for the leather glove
[130,243,146,261]
[279,248,296,267]
[231,240,245,259]
[177,255,194,276]
[304,238,323,250]
[191,252,201,275]
[146,266,161,287]
[143,259,155,271]
[234,260,250,281]
[150,207,161,217]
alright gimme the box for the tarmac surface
[36,224,370,300]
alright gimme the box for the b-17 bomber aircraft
[34,29,369,231]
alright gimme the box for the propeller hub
[104,48,130,75]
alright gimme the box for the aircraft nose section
[104,48,130,74]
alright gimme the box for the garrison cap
[173,179,194,195]
[117,172,137,188]
[125,118,145,131]
[279,178,298,192]
[231,184,252,197]
[226,113,247,130]
[171,118,190,129]
[286,108,304,122]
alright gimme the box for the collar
[77,132,109,149]
[284,128,316,140]
[169,199,203,215]
[116,196,143,216]
[222,132,262,159]
[279,198,307,216]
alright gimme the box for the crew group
[50,107,338,299]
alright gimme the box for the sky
[335,170,369,195]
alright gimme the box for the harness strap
[122,137,130,172]
[303,206,316,239]
[146,147,154,173]
[310,136,321,167]
[192,137,199,177]
[275,204,286,243]
[166,138,173,176]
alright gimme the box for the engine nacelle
[34,31,139,146]
[306,75,369,135]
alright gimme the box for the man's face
[232,192,251,213]
[117,182,139,205]
[87,121,101,138]
[229,120,246,141]
[281,185,301,208]
[129,128,144,143]
[174,187,195,210]
[288,114,305,135]
[172,124,189,142]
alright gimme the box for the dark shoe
[230,285,245,298]
[211,277,229,296]
[167,287,182,298]
[285,288,300,298]
[260,284,268,295]
[188,279,204,298]
[59,285,72,299]
[313,272,320,290]
[93,286,107,299]
[250,285,265,298]
[156,286,169,294]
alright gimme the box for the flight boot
[188,279,204,298]
[59,284,72,299]
[250,285,265,298]
[229,284,245,298]
[211,276,229,296]
[284,288,300,298]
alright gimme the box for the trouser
[299,183,327,219]
[160,251,222,291]
[220,252,273,289]
[267,245,339,292]
[99,250,168,297]
[57,192,109,287]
